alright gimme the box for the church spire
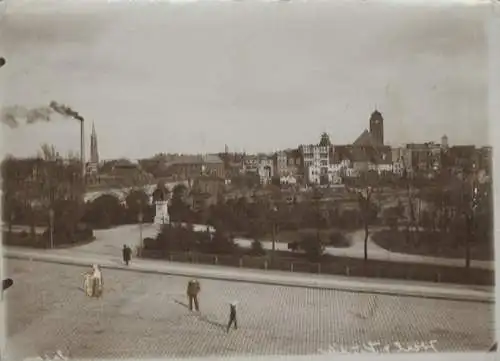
[89,121,99,172]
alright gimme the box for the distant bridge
[83,181,188,203]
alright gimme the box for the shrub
[74,223,94,242]
[200,225,239,255]
[143,237,157,250]
[42,222,94,245]
[327,231,350,248]
[84,194,126,228]
[386,216,399,230]
[299,232,325,262]
[157,224,197,253]
[248,239,266,256]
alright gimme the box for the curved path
[59,223,493,270]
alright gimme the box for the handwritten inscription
[318,340,438,354]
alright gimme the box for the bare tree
[38,143,60,161]
[399,157,420,244]
[358,186,374,262]
[345,178,375,262]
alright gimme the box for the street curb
[4,253,494,304]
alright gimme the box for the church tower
[369,109,384,145]
[441,134,449,150]
[89,122,99,174]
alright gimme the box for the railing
[139,249,494,286]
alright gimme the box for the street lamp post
[49,208,55,249]
[138,207,144,255]
[466,168,479,270]
[271,206,278,263]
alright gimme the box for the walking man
[187,279,200,312]
[227,301,238,332]
[122,245,132,266]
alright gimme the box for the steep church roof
[353,129,378,147]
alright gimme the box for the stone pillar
[154,200,170,227]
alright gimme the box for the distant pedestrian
[187,279,200,311]
[122,245,132,266]
[226,301,238,332]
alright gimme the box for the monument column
[153,186,171,229]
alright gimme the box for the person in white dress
[83,264,104,298]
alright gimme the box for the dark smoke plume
[49,101,84,122]
[1,101,84,128]
[26,107,52,124]
[1,105,28,128]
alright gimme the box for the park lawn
[371,229,494,261]
[259,228,352,248]
[142,248,494,286]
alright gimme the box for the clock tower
[369,110,384,145]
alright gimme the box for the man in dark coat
[187,279,200,311]
[122,245,132,266]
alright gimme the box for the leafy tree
[152,181,170,203]
[299,232,325,262]
[169,183,192,222]
[48,199,90,245]
[157,223,197,254]
[202,223,238,254]
[248,239,266,256]
[84,194,125,228]
[1,151,85,245]
[125,189,152,222]
[352,186,377,262]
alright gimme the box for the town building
[477,146,492,175]
[405,142,442,173]
[331,110,392,179]
[299,144,330,169]
[299,140,331,184]
[98,159,154,187]
[285,148,303,178]
[257,155,274,184]
[242,155,259,174]
[190,175,226,210]
[279,174,298,185]
[445,145,478,174]
[274,150,289,177]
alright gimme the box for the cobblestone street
[4,259,494,359]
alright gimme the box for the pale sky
[0,1,491,160]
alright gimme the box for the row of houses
[90,110,491,188]
[229,111,492,186]
[234,140,491,187]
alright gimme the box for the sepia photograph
[0,0,496,360]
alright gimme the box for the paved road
[3,259,494,360]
